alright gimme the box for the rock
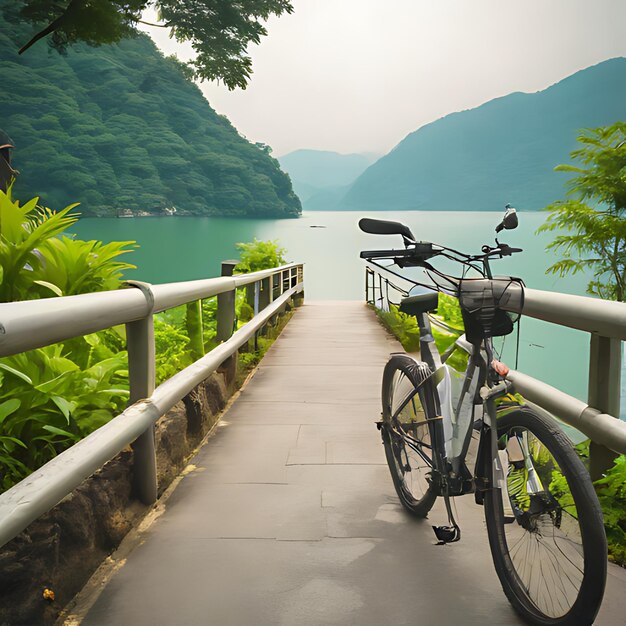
[155,403,188,495]
[183,385,210,439]
[204,372,228,415]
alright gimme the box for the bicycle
[359,208,607,626]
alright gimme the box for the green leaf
[0,398,21,424]
[99,389,130,396]
[50,396,76,422]
[34,372,72,394]
[41,424,77,438]
[33,280,63,297]
[83,333,101,347]
[0,363,33,385]
[0,435,27,449]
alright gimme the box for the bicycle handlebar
[360,242,522,265]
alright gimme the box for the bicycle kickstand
[433,491,461,544]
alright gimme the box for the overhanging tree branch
[14,0,295,89]
[136,19,168,28]
[18,0,83,55]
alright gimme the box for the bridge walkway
[77,302,625,625]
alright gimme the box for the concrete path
[80,302,626,626]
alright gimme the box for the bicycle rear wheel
[380,354,442,517]
[484,407,607,625]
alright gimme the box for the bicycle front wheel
[484,407,607,625]
[380,354,442,517]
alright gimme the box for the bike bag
[457,277,524,343]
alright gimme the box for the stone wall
[0,361,236,626]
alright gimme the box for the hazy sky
[140,0,626,157]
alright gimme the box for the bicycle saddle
[399,291,439,316]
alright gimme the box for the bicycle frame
[404,249,512,505]
[393,317,509,508]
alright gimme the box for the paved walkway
[80,302,626,625]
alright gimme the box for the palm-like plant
[0,187,136,491]
[36,236,136,297]
[0,186,78,302]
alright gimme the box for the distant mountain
[278,150,378,208]
[340,58,626,211]
[0,1,300,218]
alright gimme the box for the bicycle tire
[380,353,442,517]
[484,407,607,625]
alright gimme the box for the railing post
[254,280,260,315]
[259,275,273,310]
[216,260,238,342]
[246,283,255,312]
[253,281,260,350]
[127,315,157,504]
[588,333,621,480]
[293,265,304,307]
[239,283,256,352]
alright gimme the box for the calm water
[71,210,619,416]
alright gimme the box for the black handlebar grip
[360,248,408,259]
[359,218,415,242]
[360,243,435,261]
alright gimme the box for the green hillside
[0,3,301,218]
[341,58,626,211]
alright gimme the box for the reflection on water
[71,210,621,418]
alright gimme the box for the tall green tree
[537,122,626,301]
[11,0,294,89]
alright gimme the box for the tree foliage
[0,1,301,218]
[12,0,294,90]
[537,123,626,301]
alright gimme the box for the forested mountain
[0,2,301,218]
[340,58,626,211]
[278,149,377,209]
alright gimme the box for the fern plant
[35,236,136,296]
[0,185,78,301]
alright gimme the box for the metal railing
[365,264,626,475]
[0,262,304,548]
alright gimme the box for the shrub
[234,238,286,274]
[0,189,134,491]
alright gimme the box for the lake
[71,210,618,418]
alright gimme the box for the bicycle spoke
[382,360,439,513]
[496,422,588,619]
